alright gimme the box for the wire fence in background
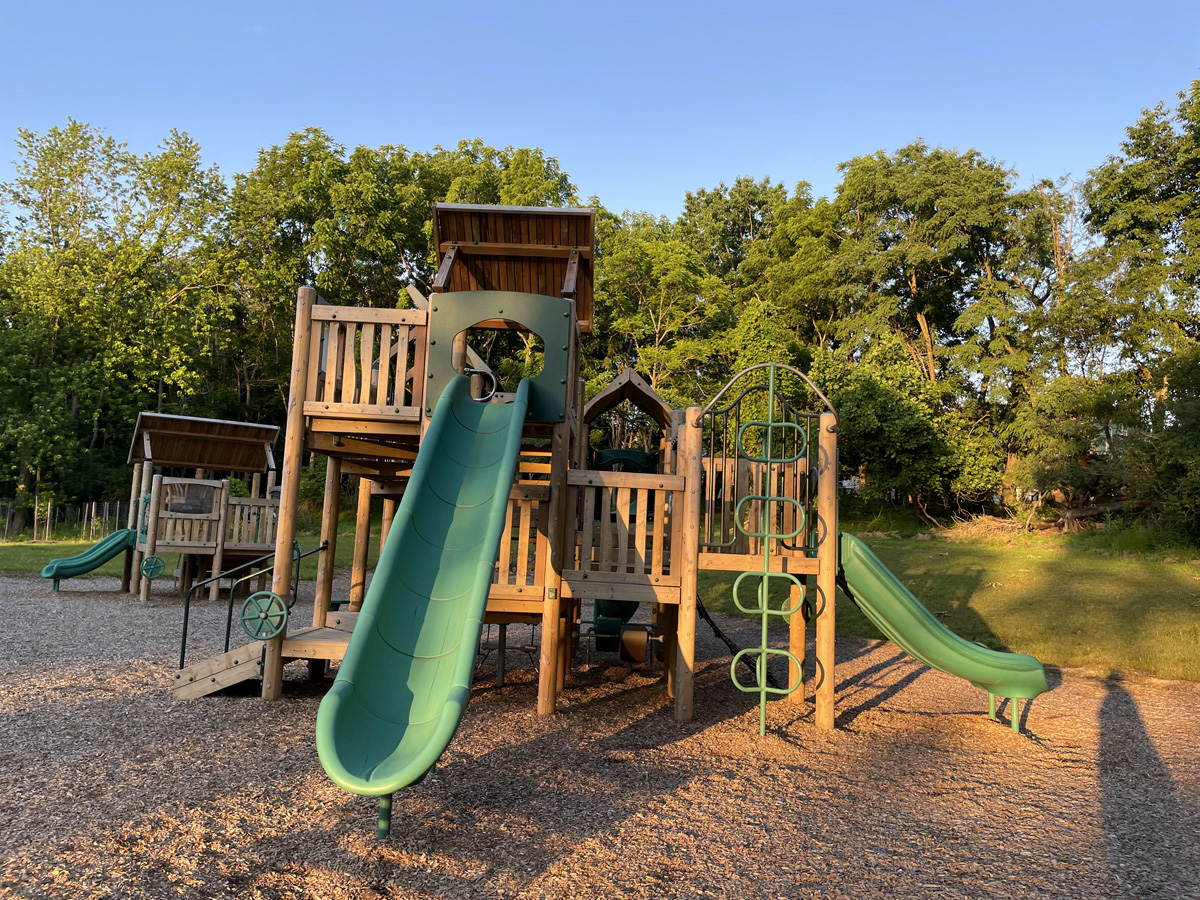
[0,500,124,542]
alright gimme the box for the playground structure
[160,202,1047,836]
[42,413,281,599]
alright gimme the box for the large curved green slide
[41,528,136,590]
[316,375,529,832]
[839,532,1049,705]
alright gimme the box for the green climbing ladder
[728,363,804,734]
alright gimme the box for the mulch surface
[1,574,1197,899]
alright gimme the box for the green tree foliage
[3,81,1200,539]
[0,121,228,528]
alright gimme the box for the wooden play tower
[179,203,840,729]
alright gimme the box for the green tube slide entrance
[316,375,530,832]
[839,532,1049,706]
[40,528,137,590]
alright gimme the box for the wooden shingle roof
[128,413,279,473]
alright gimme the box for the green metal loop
[736,420,808,464]
[140,555,166,579]
[732,570,805,616]
[240,591,289,641]
[735,494,806,540]
[730,647,803,695]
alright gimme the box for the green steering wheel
[140,555,166,579]
[240,591,289,640]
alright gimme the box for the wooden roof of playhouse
[431,203,595,333]
[584,368,675,432]
[127,413,279,473]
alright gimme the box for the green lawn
[701,535,1200,682]
[10,522,1200,682]
[0,525,376,590]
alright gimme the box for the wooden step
[171,644,264,699]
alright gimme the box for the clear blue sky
[2,0,1198,218]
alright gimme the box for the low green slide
[316,375,529,834]
[839,532,1049,703]
[40,528,137,590]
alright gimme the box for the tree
[0,121,228,530]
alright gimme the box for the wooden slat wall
[701,457,810,558]
[226,498,279,549]
[306,308,427,418]
[435,207,594,331]
[568,471,681,584]
[490,457,550,598]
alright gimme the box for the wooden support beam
[349,477,373,611]
[208,480,231,603]
[313,457,342,628]
[432,245,459,293]
[263,285,317,701]
[438,240,593,260]
[537,422,570,715]
[815,412,838,729]
[674,408,702,723]
[562,250,580,299]
[131,460,154,594]
[139,474,163,602]
[787,580,805,705]
[380,497,397,554]
[122,462,141,592]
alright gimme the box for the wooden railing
[154,477,225,548]
[701,457,810,556]
[490,457,551,600]
[567,470,684,587]
[227,497,278,549]
[303,306,428,421]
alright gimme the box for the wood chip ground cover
[1,574,1198,899]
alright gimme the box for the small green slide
[839,532,1049,704]
[40,528,137,590]
[316,375,529,834]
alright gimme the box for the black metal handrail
[178,540,328,670]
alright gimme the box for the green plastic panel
[839,532,1049,700]
[424,291,572,423]
[316,375,530,796]
[40,528,136,583]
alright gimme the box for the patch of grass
[838,497,927,537]
[702,534,1200,681]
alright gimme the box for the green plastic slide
[316,375,530,800]
[40,528,137,590]
[839,532,1049,700]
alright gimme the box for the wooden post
[674,407,702,723]
[313,457,342,627]
[251,473,262,499]
[537,421,569,715]
[209,480,231,603]
[122,463,142,592]
[380,496,397,555]
[348,477,372,612]
[139,474,164,602]
[131,461,154,594]
[263,285,317,701]
[787,579,805,704]
[815,412,838,730]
